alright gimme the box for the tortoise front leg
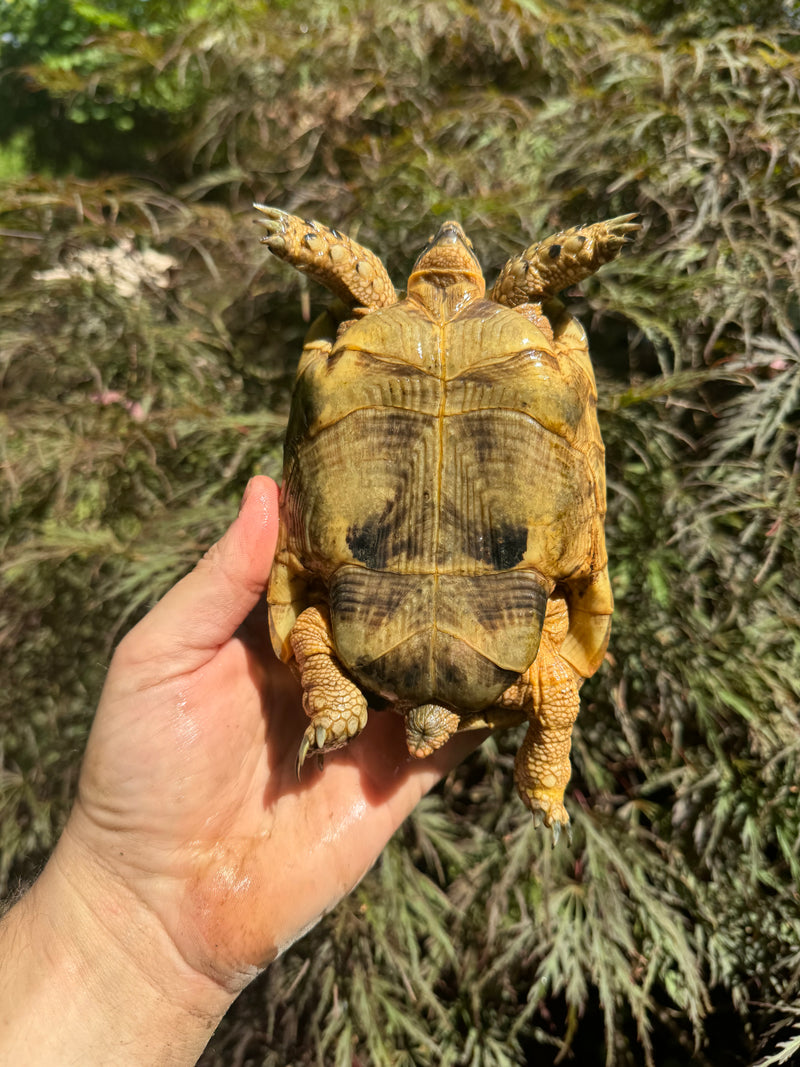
[497,594,581,839]
[290,605,369,776]
[255,205,397,311]
[490,214,640,308]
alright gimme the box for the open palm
[63,476,480,992]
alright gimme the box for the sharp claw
[253,203,289,247]
[607,211,641,228]
[296,733,311,781]
[253,202,287,221]
[529,806,572,846]
[296,724,333,780]
[612,223,642,239]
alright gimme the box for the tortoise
[255,203,639,835]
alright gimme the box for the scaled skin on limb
[255,204,397,310]
[499,594,582,831]
[291,604,369,771]
[490,215,640,307]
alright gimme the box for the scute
[329,565,549,705]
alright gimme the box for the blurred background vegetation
[1,0,799,1063]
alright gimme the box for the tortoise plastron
[256,204,638,836]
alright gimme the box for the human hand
[27,476,480,1039]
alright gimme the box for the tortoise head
[407,221,485,316]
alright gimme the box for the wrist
[0,829,236,1066]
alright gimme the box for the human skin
[0,476,482,1065]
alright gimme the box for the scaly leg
[290,605,369,776]
[490,214,640,308]
[254,205,397,311]
[496,594,581,839]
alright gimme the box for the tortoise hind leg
[290,605,369,777]
[254,205,397,311]
[496,594,581,838]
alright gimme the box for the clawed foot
[490,212,641,307]
[534,213,641,270]
[514,737,575,847]
[254,203,292,254]
[288,606,370,781]
[527,800,573,846]
[254,203,396,309]
[585,212,641,250]
[513,712,577,847]
[295,705,368,780]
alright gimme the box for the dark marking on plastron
[433,640,519,707]
[343,411,430,568]
[458,515,528,570]
[392,659,428,695]
[472,586,545,627]
[439,661,462,691]
[469,597,511,627]
[345,469,422,569]
[492,522,528,570]
[463,347,560,390]
[346,504,393,569]
[548,244,562,260]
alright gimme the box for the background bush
[1,1,799,1064]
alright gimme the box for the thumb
[122,476,280,673]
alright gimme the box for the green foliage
[2,0,800,1063]
[0,0,217,176]
[626,0,794,33]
